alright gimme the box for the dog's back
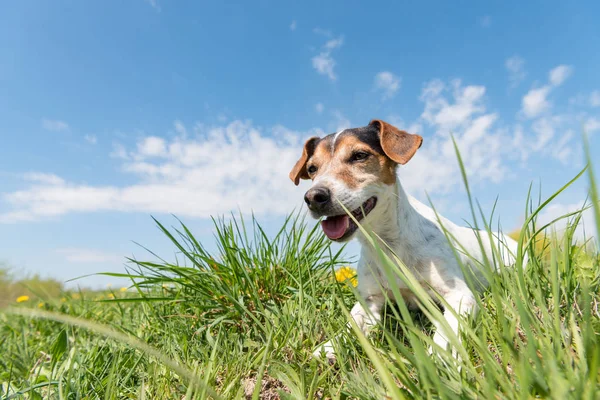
[408,194,521,290]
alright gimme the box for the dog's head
[289,119,422,242]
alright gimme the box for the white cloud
[84,134,97,145]
[584,117,600,134]
[42,119,69,132]
[374,71,401,100]
[505,55,526,88]
[549,65,573,86]
[289,20,297,31]
[111,143,129,160]
[137,136,167,157]
[312,53,337,80]
[538,200,597,241]
[311,31,343,81]
[551,129,575,165]
[515,65,589,163]
[590,90,600,107]
[568,93,589,107]
[516,114,579,165]
[174,119,187,137]
[521,64,574,119]
[23,173,65,186]
[421,79,486,131]
[0,120,324,223]
[512,121,575,166]
[410,79,509,194]
[511,125,528,162]
[412,75,582,191]
[2,74,593,224]
[531,117,557,151]
[56,248,123,264]
[324,37,343,50]
[315,103,324,114]
[522,86,552,118]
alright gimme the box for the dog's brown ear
[289,137,320,186]
[370,119,423,165]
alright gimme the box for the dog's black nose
[304,186,331,210]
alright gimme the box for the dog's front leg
[350,294,385,333]
[430,285,477,358]
[313,294,385,361]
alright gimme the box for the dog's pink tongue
[321,215,349,240]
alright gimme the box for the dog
[289,119,520,361]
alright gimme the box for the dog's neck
[357,179,423,250]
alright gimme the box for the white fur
[331,129,345,149]
[312,177,522,361]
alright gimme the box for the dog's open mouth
[320,197,377,241]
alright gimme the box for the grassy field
[0,267,63,310]
[1,151,599,399]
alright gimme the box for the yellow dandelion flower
[38,302,45,308]
[107,293,115,299]
[335,266,358,287]
[119,287,128,292]
[16,295,30,303]
[61,297,67,302]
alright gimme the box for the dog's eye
[307,165,317,174]
[350,151,370,162]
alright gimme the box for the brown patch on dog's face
[289,136,319,185]
[304,133,397,189]
[289,120,422,189]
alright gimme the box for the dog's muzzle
[319,197,378,241]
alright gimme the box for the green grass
[1,145,599,399]
[0,267,63,309]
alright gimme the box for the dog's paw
[312,342,336,364]
[427,344,435,356]
[432,331,449,351]
[429,334,463,367]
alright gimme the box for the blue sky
[1,1,599,288]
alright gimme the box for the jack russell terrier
[289,119,520,361]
